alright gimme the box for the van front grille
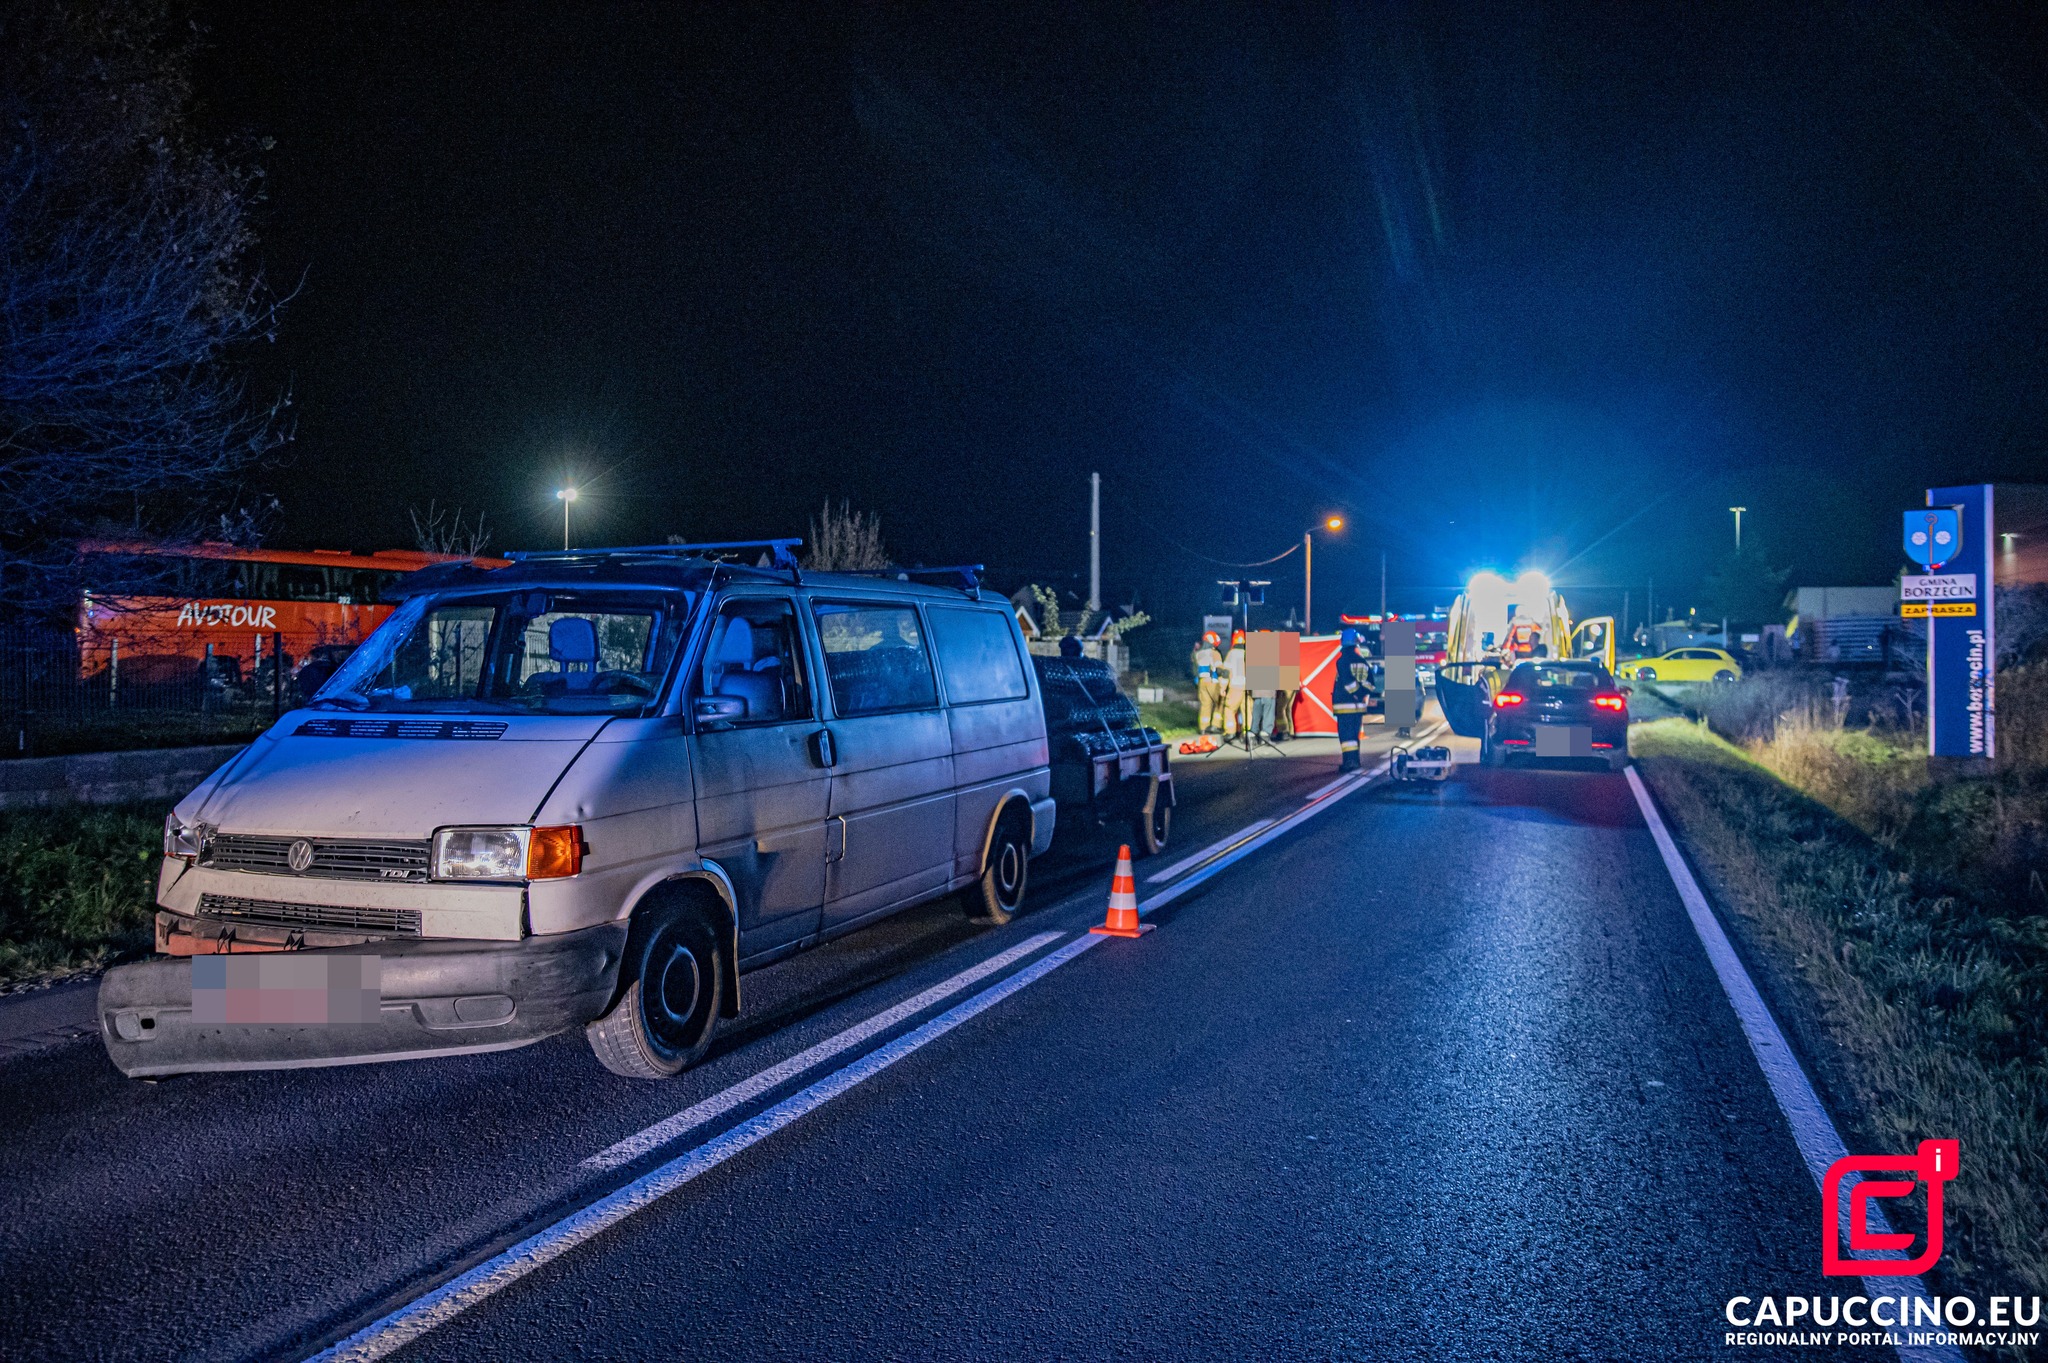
[205,835,430,883]
[196,894,422,937]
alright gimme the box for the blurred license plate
[191,955,382,1025]
[1535,725,1591,758]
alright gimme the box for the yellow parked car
[1616,647,1742,684]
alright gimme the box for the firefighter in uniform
[1193,631,1223,734]
[1332,626,1375,771]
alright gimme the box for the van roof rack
[836,563,984,596]
[506,539,805,581]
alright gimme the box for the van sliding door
[811,601,954,929]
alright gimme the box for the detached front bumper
[97,922,627,1078]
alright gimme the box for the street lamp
[1730,506,1746,551]
[556,486,579,550]
[1305,516,1345,634]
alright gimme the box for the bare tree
[408,501,492,557]
[805,500,892,571]
[0,0,289,616]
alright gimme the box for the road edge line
[1623,765,1962,1363]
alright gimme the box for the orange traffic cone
[1090,844,1154,938]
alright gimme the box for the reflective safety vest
[1194,646,1221,682]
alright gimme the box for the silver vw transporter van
[99,541,1055,1079]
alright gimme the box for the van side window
[700,598,811,724]
[928,606,1029,704]
[811,602,938,716]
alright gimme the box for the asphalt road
[0,719,1878,1361]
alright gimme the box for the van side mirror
[693,696,746,730]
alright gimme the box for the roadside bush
[0,803,160,988]
[1998,584,2048,668]
[1689,670,1828,744]
[1998,662,2048,773]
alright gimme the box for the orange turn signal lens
[526,825,585,879]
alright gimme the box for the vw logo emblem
[287,839,315,873]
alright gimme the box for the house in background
[1008,585,1135,676]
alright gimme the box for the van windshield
[315,590,695,715]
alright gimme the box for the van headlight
[164,814,211,863]
[431,825,585,881]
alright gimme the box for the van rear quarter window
[928,606,1028,704]
[812,602,938,715]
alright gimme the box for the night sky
[196,2,2048,624]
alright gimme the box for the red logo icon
[1822,1139,1958,1276]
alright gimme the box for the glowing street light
[1730,506,1746,551]
[1305,515,1346,633]
[556,486,579,550]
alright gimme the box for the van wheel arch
[618,874,741,1020]
[976,793,1039,873]
[965,799,1033,926]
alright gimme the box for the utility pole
[1303,533,1312,634]
[1088,471,1101,612]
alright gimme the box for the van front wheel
[966,809,1031,926]
[587,906,723,1079]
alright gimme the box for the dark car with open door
[1483,659,1629,771]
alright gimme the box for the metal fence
[1,626,296,758]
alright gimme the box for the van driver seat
[710,619,782,721]
[547,617,601,692]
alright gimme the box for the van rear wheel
[965,808,1031,926]
[587,906,723,1080]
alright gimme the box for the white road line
[308,934,1104,1363]
[1146,819,1275,885]
[1624,767,1964,1363]
[580,930,1066,1173]
[1148,720,1443,890]
[305,756,1396,1361]
[1300,774,1353,802]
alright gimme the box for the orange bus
[76,540,506,686]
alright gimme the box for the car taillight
[1493,691,1526,708]
[1593,694,1627,711]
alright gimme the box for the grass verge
[1138,699,1200,740]
[1632,718,2047,1310]
[0,803,161,990]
